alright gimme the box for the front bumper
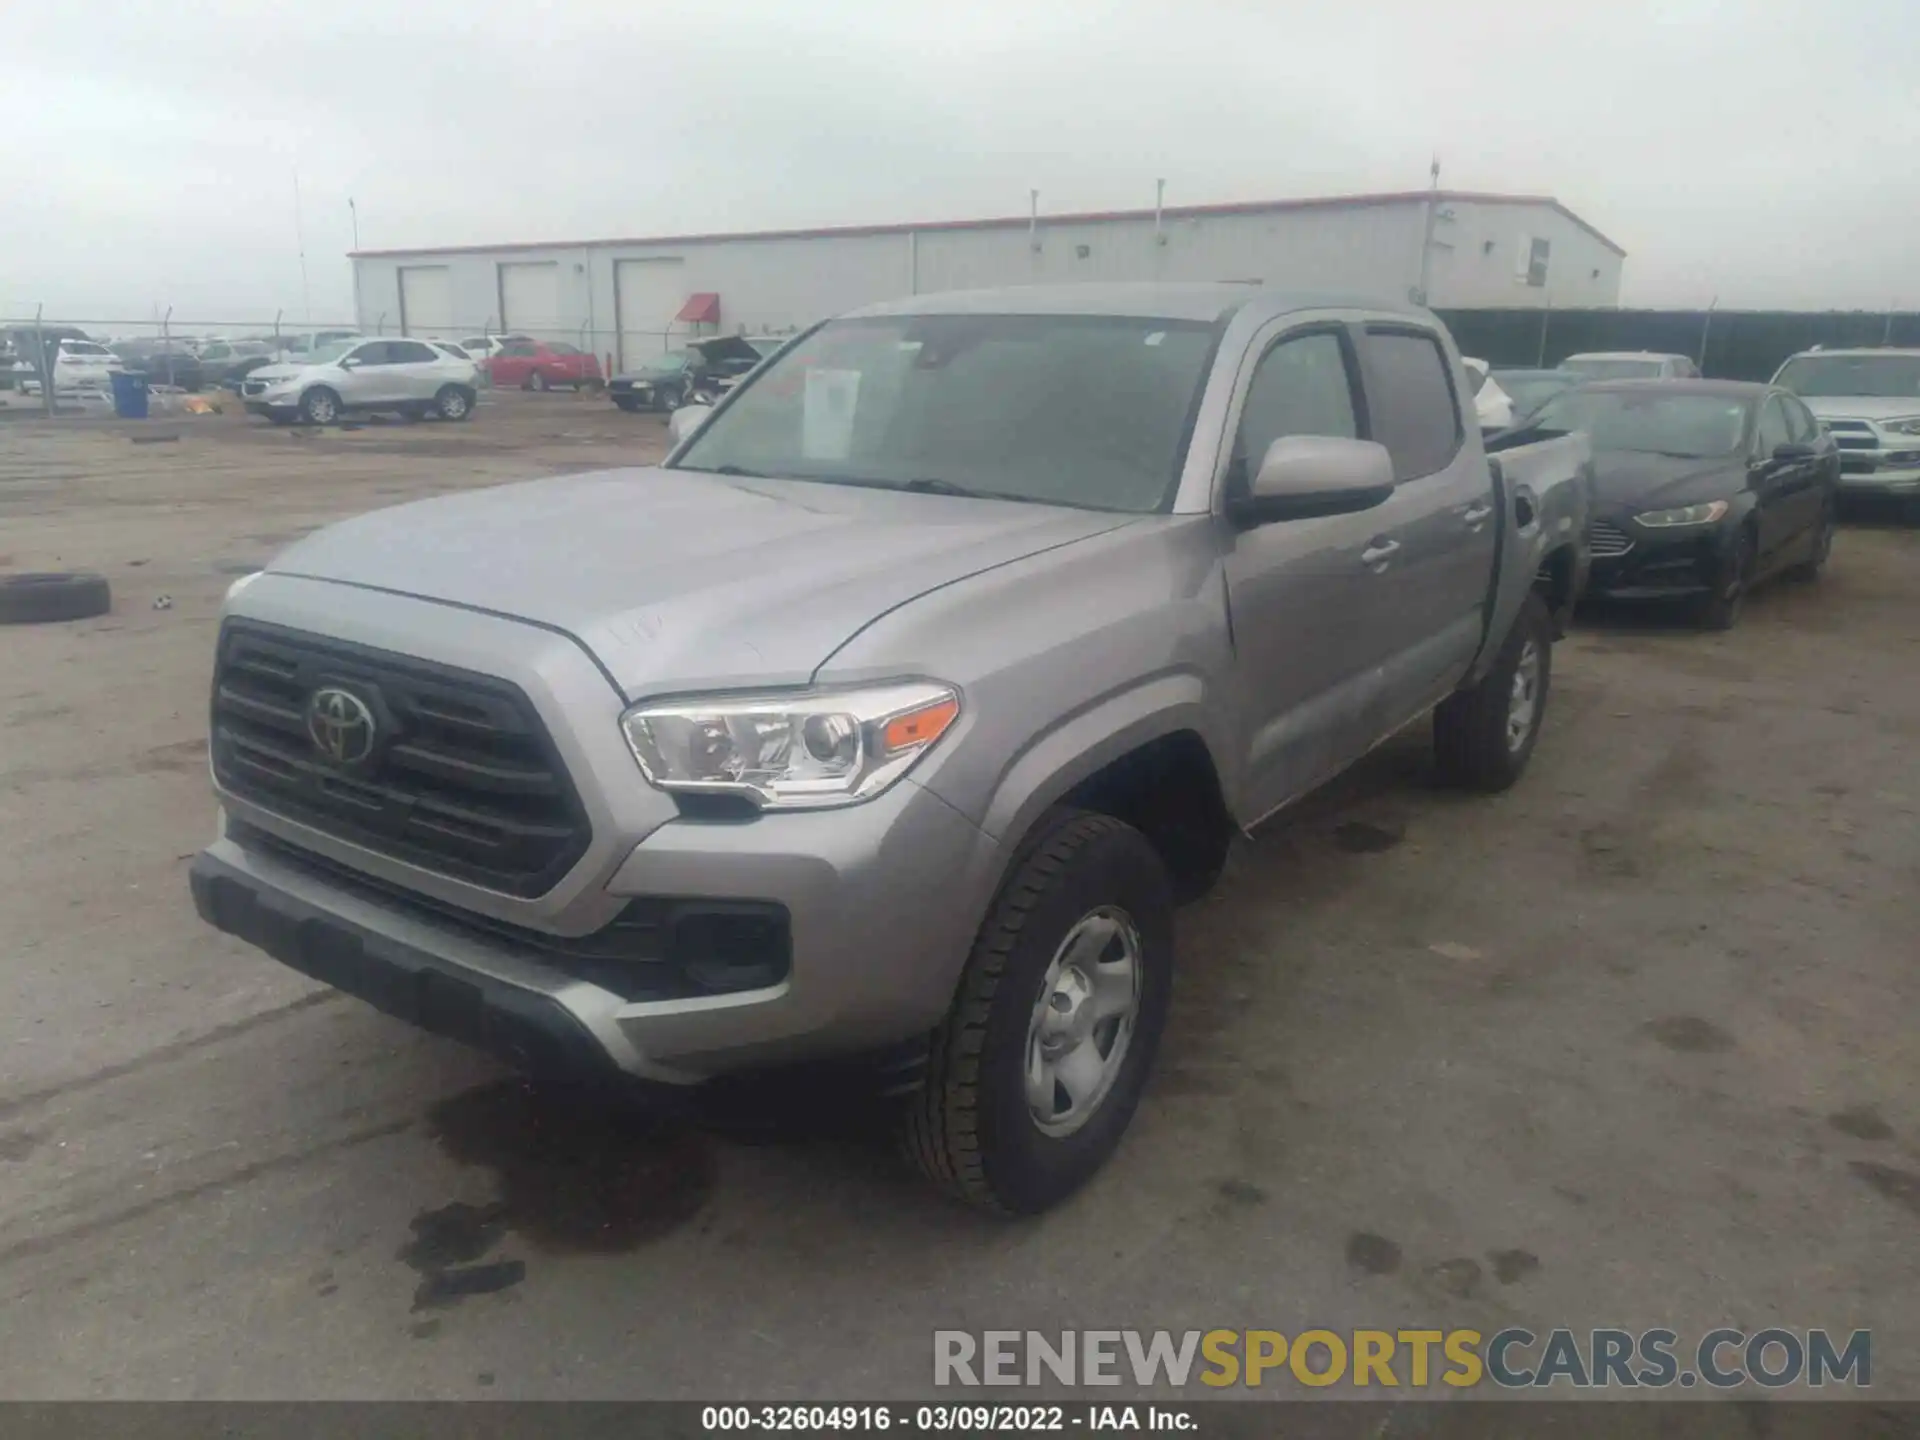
[192,575,1001,1083]
[1836,448,1920,494]
[1586,515,1739,600]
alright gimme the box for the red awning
[676,292,721,324]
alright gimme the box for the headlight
[1880,417,1920,436]
[621,682,960,810]
[1634,500,1730,528]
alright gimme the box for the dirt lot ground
[1,389,1916,1401]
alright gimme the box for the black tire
[529,370,551,393]
[1432,592,1553,792]
[434,385,473,422]
[1787,496,1835,581]
[0,572,112,625]
[1694,524,1755,630]
[659,384,683,413]
[613,397,642,413]
[298,387,340,426]
[901,809,1174,1214]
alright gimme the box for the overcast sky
[3,0,1914,325]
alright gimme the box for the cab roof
[843,282,1431,326]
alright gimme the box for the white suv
[241,337,480,425]
[15,338,120,396]
[1771,348,1920,506]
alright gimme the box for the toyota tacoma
[191,284,1590,1213]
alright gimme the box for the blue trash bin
[110,370,149,419]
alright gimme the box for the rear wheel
[1694,525,1755,630]
[901,810,1173,1214]
[1433,593,1553,792]
[529,370,551,393]
[434,385,473,421]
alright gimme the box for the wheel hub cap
[1024,907,1142,1138]
[1506,639,1540,753]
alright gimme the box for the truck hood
[268,467,1133,699]
[1799,397,1920,423]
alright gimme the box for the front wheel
[901,810,1173,1214]
[434,385,473,421]
[1433,592,1554,792]
[528,370,551,393]
[1693,525,1755,630]
[298,387,340,426]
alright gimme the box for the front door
[1747,393,1810,569]
[336,341,400,405]
[1222,321,1405,825]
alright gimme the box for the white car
[15,338,121,396]
[1461,356,1515,430]
[240,336,481,425]
[1559,351,1701,382]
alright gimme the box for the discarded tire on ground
[0,572,113,624]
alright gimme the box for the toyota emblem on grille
[306,687,377,765]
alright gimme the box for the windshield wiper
[902,477,989,498]
[683,463,770,479]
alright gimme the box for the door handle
[1360,539,1401,568]
[1461,502,1494,527]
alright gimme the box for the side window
[502,340,537,357]
[460,338,488,352]
[1783,396,1818,443]
[1756,397,1791,454]
[548,341,580,356]
[1360,329,1462,481]
[1230,330,1360,486]
[349,343,391,366]
[388,340,437,363]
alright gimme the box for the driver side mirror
[338,356,361,369]
[1231,435,1396,525]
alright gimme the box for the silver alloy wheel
[1506,638,1541,753]
[305,391,336,424]
[439,388,469,419]
[1024,906,1143,1138]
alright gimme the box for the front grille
[228,820,790,1001]
[1588,520,1634,558]
[211,620,591,897]
[242,379,268,396]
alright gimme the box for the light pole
[349,198,362,332]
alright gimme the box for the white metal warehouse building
[350,190,1625,373]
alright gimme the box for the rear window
[1360,329,1462,480]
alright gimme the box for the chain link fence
[1435,307,1920,382]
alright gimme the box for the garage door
[498,261,561,343]
[615,258,686,370]
[398,266,454,337]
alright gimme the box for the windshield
[1773,354,1920,399]
[672,314,1219,513]
[1529,389,1750,458]
[1560,357,1664,380]
[305,340,357,365]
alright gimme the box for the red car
[487,339,603,391]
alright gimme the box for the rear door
[1221,319,1402,822]
[1354,324,1499,724]
[383,339,445,400]
[1750,394,1812,567]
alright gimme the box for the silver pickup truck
[191,284,1591,1213]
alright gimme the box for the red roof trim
[676,292,721,323]
[351,190,1627,261]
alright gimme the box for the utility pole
[293,167,312,324]
[349,197,362,332]
[1415,156,1441,305]
[1698,295,1718,370]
